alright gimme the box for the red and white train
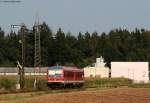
[47,66,84,88]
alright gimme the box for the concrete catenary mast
[11,23,26,89]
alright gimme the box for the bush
[24,78,35,90]
[36,80,48,91]
[0,78,16,90]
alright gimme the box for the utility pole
[11,23,26,89]
[20,23,26,89]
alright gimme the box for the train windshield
[48,69,62,78]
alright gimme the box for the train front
[47,66,64,88]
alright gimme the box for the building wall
[84,67,109,78]
[84,57,109,78]
[111,62,149,83]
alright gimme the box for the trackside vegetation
[85,78,133,88]
[0,76,150,93]
[0,76,48,92]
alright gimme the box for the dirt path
[1,88,150,103]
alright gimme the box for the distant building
[111,62,149,83]
[0,67,47,75]
[84,56,109,78]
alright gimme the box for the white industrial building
[84,56,109,78]
[111,62,149,83]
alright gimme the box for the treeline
[0,22,150,68]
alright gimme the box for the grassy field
[85,77,132,88]
[1,76,150,102]
[0,75,47,92]
[0,75,150,93]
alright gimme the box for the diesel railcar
[47,66,84,88]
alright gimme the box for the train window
[48,69,62,78]
[55,70,62,74]
[55,74,62,78]
[48,70,55,75]
[48,74,62,78]
[48,69,62,74]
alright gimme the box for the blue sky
[0,0,150,35]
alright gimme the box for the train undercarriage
[47,82,84,89]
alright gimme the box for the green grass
[1,76,150,101]
[85,78,133,88]
[0,75,48,92]
[0,76,150,93]
[129,83,150,88]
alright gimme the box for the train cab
[47,66,84,88]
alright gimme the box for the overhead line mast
[34,13,41,88]
[34,14,41,75]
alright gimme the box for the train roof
[48,66,83,71]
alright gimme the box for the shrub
[0,78,16,90]
[36,80,48,91]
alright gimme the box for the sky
[0,0,150,35]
